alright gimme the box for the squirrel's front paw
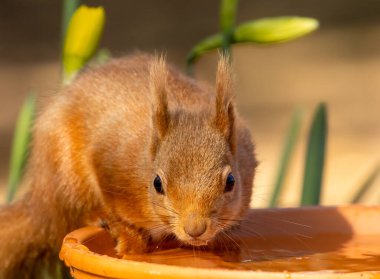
[115,230,149,256]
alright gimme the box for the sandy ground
[0,0,379,207]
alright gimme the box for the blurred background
[0,0,379,207]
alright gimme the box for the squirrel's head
[148,55,243,246]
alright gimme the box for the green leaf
[186,16,319,65]
[301,103,327,206]
[186,33,221,74]
[269,108,303,207]
[234,16,319,44]
[350,163,380,203]
[6,93,36,202]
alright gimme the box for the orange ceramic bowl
[60,206,380,279]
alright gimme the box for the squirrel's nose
[184,214,207,238]
[184,222,207,238]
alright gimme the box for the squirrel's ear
[214,54,236,153]
[150,55,169,145]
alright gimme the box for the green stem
[62,0,80,47]
[220,0,239,60]
[61,0,81,76]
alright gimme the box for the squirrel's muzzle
[183,213,207,238]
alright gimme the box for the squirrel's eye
[224,173,235,193]
[153,175,164,195]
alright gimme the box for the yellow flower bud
[63,5,105,83]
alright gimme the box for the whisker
[152,201,179,216]
[81,232,113,245]
[219,229,241,250]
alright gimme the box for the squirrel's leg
[108,219,150,255]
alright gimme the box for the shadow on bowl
[60,205,380,279]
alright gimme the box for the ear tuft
[150,55,169,140]
[214,53,236,153]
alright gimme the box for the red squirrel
[0,53,257,278]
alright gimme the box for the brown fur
[0,53,257,278]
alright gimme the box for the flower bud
[63,5,105,83]
[234,17,319,44]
